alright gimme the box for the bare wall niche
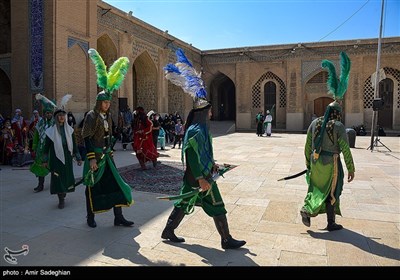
[133,51,157,112]
[67,44,87,113]
[97,34,118,113]
[209,72,236,121]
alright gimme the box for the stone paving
[0,132,399,267]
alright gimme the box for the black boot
[161,207,185,242]
[85,187,97,228]
[213,214,246,249]
[34,176,45,193]
[113,207,134,226]
[57,193,66,209]
[326,200,343,231]
[300,207,311,227]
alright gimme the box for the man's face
[101,100,111,112]
[45,111,53,120]
[57,113,66,124]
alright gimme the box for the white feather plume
[60,94,72,109]
[35,93,57,108]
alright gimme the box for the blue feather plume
[164,48,206,100]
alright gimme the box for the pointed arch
[209,72,236,121]
[97,34,118,113]
[251,71,286,128]
[67,44,88,113]
[363,67,400,129]
[133,50,157,112]
[304,70,331,127]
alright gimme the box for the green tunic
[174,123,227,217]
[43,125,81,195]
[82,110,133,213]
[303,119,355,216]
[30,117,54,177]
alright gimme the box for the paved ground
[0,131,399,267]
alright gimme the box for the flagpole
[369,0,385,151]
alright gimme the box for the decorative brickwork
[352,73,360,112]
[302,60,339,83]
[252,72,286,109]
[289,71,297,112]
[132,39,159,66]
[167,84,184,116]
[363,67,400,109]
[97,7,166,49]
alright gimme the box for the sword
[277,169,307,181]
[157,163,238,201]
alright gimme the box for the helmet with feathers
[322,51,351,113]
[35,93,72,117]
[164,48,210,111]
[313,52,351,155]
[87,48,130,103]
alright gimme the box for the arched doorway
[378,78,393,129]
[264,81,276,127]
[97,35,118,114]
[209,73,236,121]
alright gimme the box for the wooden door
[314,97,334,117]
[378,78,393,129]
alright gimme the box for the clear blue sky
[105,0,399,50]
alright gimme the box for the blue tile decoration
[30,0,44,91]
[68,37,89,54]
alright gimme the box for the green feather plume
[107,57,130,93]
[321,52,351,100]
[88,48,108,90]
[321,59,338,97]
[336,52,351,99]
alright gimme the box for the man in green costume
[162,48,246,249]
[82,48,133,228]
[300,52,355,231]
[42,105,82,209]
[30,94,56,193]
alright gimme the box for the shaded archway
[133,51,157,113]
[0,68,11,118]
[209,72,236,121]
[97,34,118,114]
